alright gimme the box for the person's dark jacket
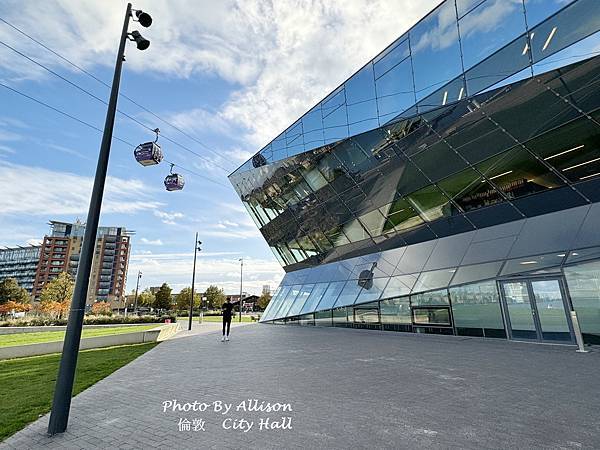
[222,301,240,320]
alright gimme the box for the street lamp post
[239,258,243,322]
[133,270,142,314]
[47,3,152,435]
[188,234,202,331]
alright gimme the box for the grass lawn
[0,342,157,442]
[176,315,255,323]
[0,325,159,348]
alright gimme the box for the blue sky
[0,0,435,295]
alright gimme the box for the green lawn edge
[0,342,158,442]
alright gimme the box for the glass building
[229,0,600,345]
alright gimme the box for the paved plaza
[2,324,600,449]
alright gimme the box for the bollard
[570,311,588,353]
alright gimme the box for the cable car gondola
[164,164,185,191]
[134,128,163,166]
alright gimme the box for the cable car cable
[0,81,230,188]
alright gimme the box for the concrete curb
[0,323,166,335]
[0,324,178,360]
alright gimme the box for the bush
[0,314,177,327]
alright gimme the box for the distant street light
[188,234,202,331]
[239,258,243,322]
[48,3,153,436]
[133,270,142,314]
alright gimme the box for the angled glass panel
[273,285,302,319]
[333,280,363,307]
[500,252,567,276]
[314,280,345,311]
[437,167,504,212]
[411,288,450,306]
[346,64,378,129]
[355,276,389,304]
[406,184,455,222]
[352,300,380,324]
[303,105,325,150]
[410,0,462,101]
[358,208,387,239]
[476,146,565,200]
[374,36,410,79]
[375,57,415,119]
[314,309,332,326]
[450,261,504,286]
[412,140,468,182]
[380,296,412,324]
[260,285,284,321]
[286,284,315,317]
[300,282,329,314]
[524,116,600,183]
[459,0,527,71]
[413,268,457,293]
[262,285,291,321]
[456,0,485,19]
[342,219,371,243]
[417,76,466,113]
[332,307,349,325]
[529,0,600,64]
[379,199,425,234]
[523,0,576,28]
[382,274,418,298]
[563,259,600,335]
[449,280,504,329]
[395,239,437,274]
[566,247,600,265]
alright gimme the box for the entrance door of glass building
[499,278,574,343]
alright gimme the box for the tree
[154,283,172,311]
[137,288,156,307]
[257,292,272,310]
[175,287,201,312]
[91,301,112,316]
[40,272,74,319]
[0,278,30,305]
[203,285,226,309]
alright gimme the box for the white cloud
[139,237,163,246]
[0,161,164,215]
[153,210,184,225]
[0,0,435,153]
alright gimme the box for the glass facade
[230,0,600,346]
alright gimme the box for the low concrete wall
[0,323,165,335]
[0,324,177,360]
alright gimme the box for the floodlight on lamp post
[188,236,202,331]
[47,3,152,436]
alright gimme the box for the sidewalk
[2,325,600,449]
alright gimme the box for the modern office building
[229,0,600,345]
[33,220,131,308]
[0,246,42,294]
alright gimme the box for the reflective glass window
[406,184,455,222]
[261,286,285,321]
[381,274,418,298]
[529,0,600,64]
[379,199,425,233]
[374,36,410,78]
[375,57,415,122]
[302,106,325,149]
[286,284,315,317]
[465,35,530,96]
[459,0,527,71]
[524,116,600,183]
[411,288,450,306]
[355,276,388,304]
[566,247,600,265]
[476,146,565,200]
[300,282,329,314]
[380,296,412,324]
[564,259,600,335]
[332,307,349,325]
[500,252,566,275]
[456,0,485,18]
[523,0,576,28]
[314,280,345,311]
[274,285,302,318]
[333,280,363,307]
[437,167,504,212]
[412,140,468,182]
[353,301,380,324]
[315,310,332,326]
[322,87,349,143]
[450,261,503,286]
[263,285,292,321]
[449,280,504,329]
[358,209,387,238]
[413,268,456,293]
[342,219,371,243]
[346,64,378,129]
[412,307,451,325]
[410,1,462,101]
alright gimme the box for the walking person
[221,298,240,342]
